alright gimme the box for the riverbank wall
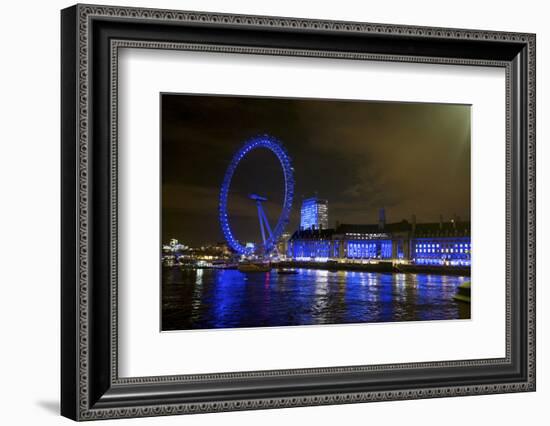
[276,261,470,276]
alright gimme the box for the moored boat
[276,268,298,275]
[453,281,471,303]
[238,262,271,273]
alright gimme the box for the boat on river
[453,281,471,303]
[237,262,271,273]
[276,268,298,275]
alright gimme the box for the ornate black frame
[61,4,536,421]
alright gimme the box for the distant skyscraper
[300,197,329,230]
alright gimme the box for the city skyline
[162,94,471,247]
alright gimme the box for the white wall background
[0,0,546,424]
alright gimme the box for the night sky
[161,94,470,247]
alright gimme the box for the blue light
[411,237,471,265]
[218,135,294,256]
[300,197,328,230]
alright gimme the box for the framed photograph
[160,94,473,332]
[61,4,536,421]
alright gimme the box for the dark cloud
[162,94,470,246]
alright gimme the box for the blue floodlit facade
[300,197,329,230]
[287,219,471,266]
[412,237,471,266]
[346,240,393,260]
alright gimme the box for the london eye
[218,135,294,257]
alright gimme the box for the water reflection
[162,267,470,331]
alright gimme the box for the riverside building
[288,209,471,267]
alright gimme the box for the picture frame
[61,3,536,421]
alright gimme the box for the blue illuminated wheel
[219,135,294,256]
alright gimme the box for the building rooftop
[413,221,470,237]
[290,227,335,240]
[301,196,328,204]
[290,220,470,240]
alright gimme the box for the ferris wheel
[218,135,294,256]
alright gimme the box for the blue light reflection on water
[161,267,469,331]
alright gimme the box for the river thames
[161,267,470,331]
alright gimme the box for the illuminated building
[276,232,293,259]
[300,197,328,230]
[288,212,471,266]
[162,239,188,253]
